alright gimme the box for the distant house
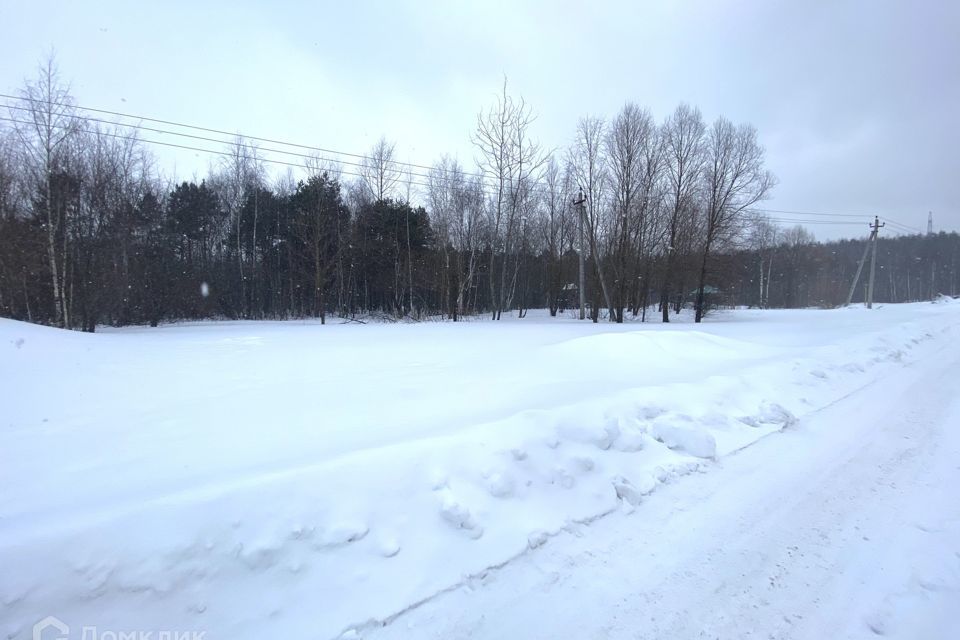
[557,282,579,311]
[692,285,721,296]
[687,285,725,310]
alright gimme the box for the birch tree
[473,79,543,319]
[748,215,780,308]
[360,136,401,202]
[215,136,264,317]
[12,55,78,326]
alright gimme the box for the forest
[0,59,955,331]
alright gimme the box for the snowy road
[369,326,960,639]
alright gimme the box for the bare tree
[538,156,573,315]
[273,168,298,314]
[0,128,30,319]
[568,116,615,321]
[77,122,151,329]
[215,135,264,317]
[605,103,660,322]
[11,54,78,326]
[402,167,416,317]
[748,215,781,308]
[428,156,484,320]
[473,78,544,319]
[356,138,410,315]
[634,120,667,320]
[305,153,342,182]
[693,119,776,321]
[660,104,706,322]
[778,225,816,308]
[427,158,455,318]
[360,136,401,202]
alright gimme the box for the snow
[366,310,960,640]
[2,303,959,639]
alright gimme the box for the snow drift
[1,304,954,640]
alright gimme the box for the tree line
[0,59,954,330]
[719,225,959,309]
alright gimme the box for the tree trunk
[694,244,710,323]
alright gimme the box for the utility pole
[866,216,885,309]
[845,234,873,306]
[928,211,936,299]
[573,188,587,320]
[845,216,884,307]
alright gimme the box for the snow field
[1,302,956,639]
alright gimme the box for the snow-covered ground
[2,303,958,639]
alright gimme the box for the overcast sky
[2,0,957,239]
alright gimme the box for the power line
[750,207,923,234]
[764,217,870,225]
[1,98,547,200]
[884,218,919,230]
[0,114,437,191]
[1,102,494,194]
[0,92,488,181]
[2,100,444,183]
[0,114,564,211]
[882,219,923,234]
[749,207,868,218]
[0,110,557,204]
[762,217,920,240]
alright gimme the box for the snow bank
[1,303,955,640]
